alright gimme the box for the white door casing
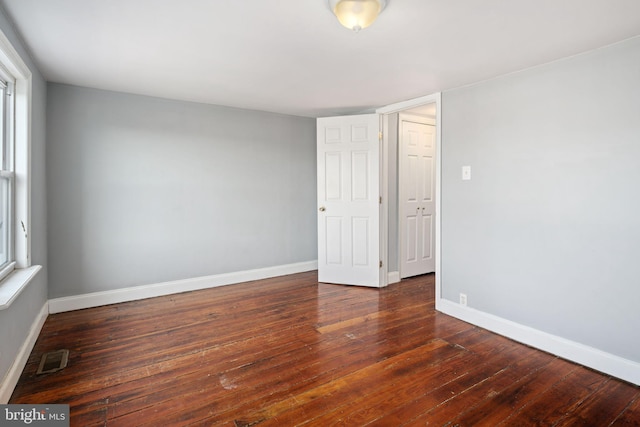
[317,114,381,287]
[399,116,436,278]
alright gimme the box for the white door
[399,117,436,278]
[317,114,381,287]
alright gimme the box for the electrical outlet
[459,293,467,306]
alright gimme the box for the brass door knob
[319,207,326,212]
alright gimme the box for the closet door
[400,117,435,278]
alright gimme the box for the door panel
[422,156,434,202]
[406,215,418,262]
[407,155,419,201]
[325,217,343,264]
[351,151,370,201]
[325,152,342,200]
[422,214,433,260]
[352,217,370,266]
[400,118,436,278]
[317,114,380,287]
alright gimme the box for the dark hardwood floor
[10,272,640,426]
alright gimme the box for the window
[0,64,15,282]
[0,28,38,310]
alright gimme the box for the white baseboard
[49,261,318,314]
[0,301,49,404]
[437,299,640,386]
[387,271,400,284]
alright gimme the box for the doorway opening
[398,108,436,278]
[377,94,441,302]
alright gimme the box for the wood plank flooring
[10,272,640,426]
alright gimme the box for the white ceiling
[1,0,640,118]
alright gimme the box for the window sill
[0,265,42,310]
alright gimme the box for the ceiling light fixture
[328,0,388,32]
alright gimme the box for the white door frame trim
[376,93,442,306]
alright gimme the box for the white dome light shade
[329,0,388,32]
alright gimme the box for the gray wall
[0,6,48,387]
[441,37,640,362]
[47,84,317,298]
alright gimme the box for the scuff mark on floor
[219,373,238,390]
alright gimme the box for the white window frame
[0,73,16,281]
[0,27,35,308]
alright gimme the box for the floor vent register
[36,349,69,375]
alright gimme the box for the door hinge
[379,260,383,268]
[378,131,383,141]
[379,196,382,204]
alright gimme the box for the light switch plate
[462,165,471,180]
